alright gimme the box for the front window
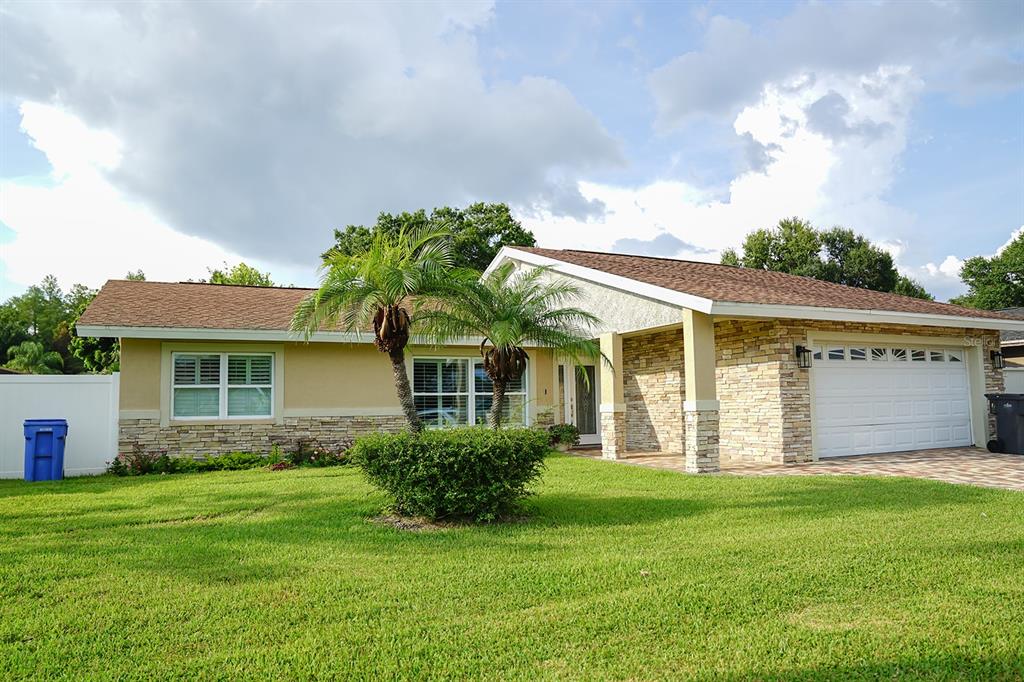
[412,357,528,427]
[173,353,273,419]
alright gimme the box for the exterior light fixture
[795,344,813,369]
[991,350,1005,370]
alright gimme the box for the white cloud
[996,226,1024,255]
[906,225,1024,301]
[524,66,920,266]
[1,1,622,266]
[0,104,309,295]
[648,1,1023,129]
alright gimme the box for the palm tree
[5,341,64,374]
[290,227,464,432]
[419,263,603,429]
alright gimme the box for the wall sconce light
[795,345,813,369]
[991,350,1005,370]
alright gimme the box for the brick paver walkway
[576,447,1024,492]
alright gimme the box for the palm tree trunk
[488,379,506,430]
[389,349,422,433]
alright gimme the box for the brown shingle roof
[78,280,316,330]
[516,247,1015,321]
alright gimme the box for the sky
[1,0,1022,302]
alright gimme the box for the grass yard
[1,455,1022,680]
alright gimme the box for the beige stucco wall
[119,338,162,412]
[715,319,1003,464]
[118,337,555,422]
[285,343,400,412]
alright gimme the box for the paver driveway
[580,447,1024,492]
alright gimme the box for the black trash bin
[985,394,1024,455]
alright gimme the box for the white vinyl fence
[1006,368,1024,394]
[0,373,119,478]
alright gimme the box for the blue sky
[1,0,1022,301]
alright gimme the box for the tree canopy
[5,340,64,374]
[294,227,467,432]
[324,203,536,272]
[206,262,276,287]
[950,231,1024,310]
[721,218,933,300]
[418,263,601,429]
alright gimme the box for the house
[77,248,1024,471]
[1000,307,1024,366]
[999,307,1024,392]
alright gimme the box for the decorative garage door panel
[812,344,972,458]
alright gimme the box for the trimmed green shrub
[547,423,580,447]
[350,427,550,522]
[106,447,349,476]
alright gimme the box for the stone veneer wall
[120,416,406,457]
[715,320,786,463]
[716,319,1004,464]
[622,328,685,453]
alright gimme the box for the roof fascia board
[491,247,714,313]
[75,324,484,346]
[710,302,1024,331]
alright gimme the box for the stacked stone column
[683,405,720,473]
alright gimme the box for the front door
[565,363,600,445]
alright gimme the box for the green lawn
[1,456,1022,680]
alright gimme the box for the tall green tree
[325,203,536,272]
[722,218,933,300]
[5,341,63,374]
[950,231,1024,310]
[206,262,275,286]
[70,296,119,374]
[292,227,465,432]
[418,264,602,429]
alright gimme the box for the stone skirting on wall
[684,408,719,473]
[622,328,685,453]
[119,416,407,456]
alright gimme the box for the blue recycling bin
[24,419,69,482]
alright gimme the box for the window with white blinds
[412,357,527,427]
[172,353,274,419]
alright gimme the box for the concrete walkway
[577,447,1024,492]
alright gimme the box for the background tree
[325,203,536,272]
[950,231,1024,310]
[292,227,465,432]
[5,341,64,374]
[206,262,276,286]
[722,217,933,300]
[419,264,602,429]
[1,270,145,375]
[125,269,146,281]
[70,294,119,373]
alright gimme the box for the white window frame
[412,356,529,427]
[172,352,275,420]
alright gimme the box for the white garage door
[812,344,972,458]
